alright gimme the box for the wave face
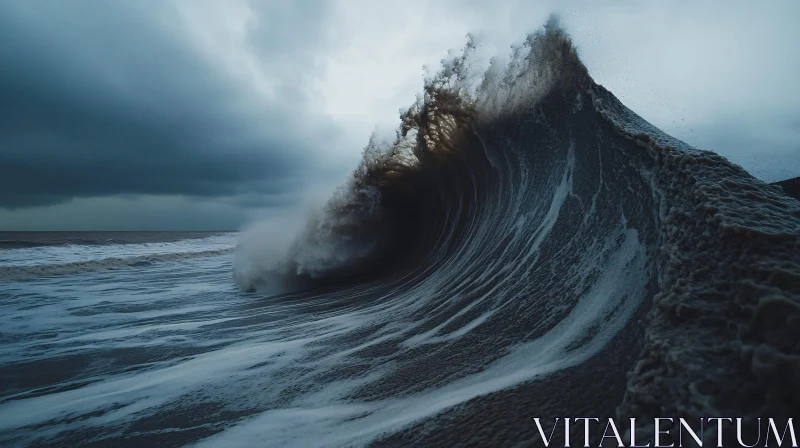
[227,19,800,445]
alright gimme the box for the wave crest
[233,17,590,291]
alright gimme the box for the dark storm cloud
[0,1,335,209]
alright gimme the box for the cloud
[1,0,798,229]
[0,0,339,209]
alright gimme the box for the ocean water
[1,21,798,448]
[0,233,252,445]
[0,225,649,447]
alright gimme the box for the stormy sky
[1,0,798,230]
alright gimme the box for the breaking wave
[217,17,800,445]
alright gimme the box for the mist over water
[1,18,798,447]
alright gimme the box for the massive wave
[232,18,799,445]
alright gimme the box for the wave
[0,231,230,250]
[0,249,233,281]
[0,240,60,249]
[0,238,128,249]
[232,17,799,443]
